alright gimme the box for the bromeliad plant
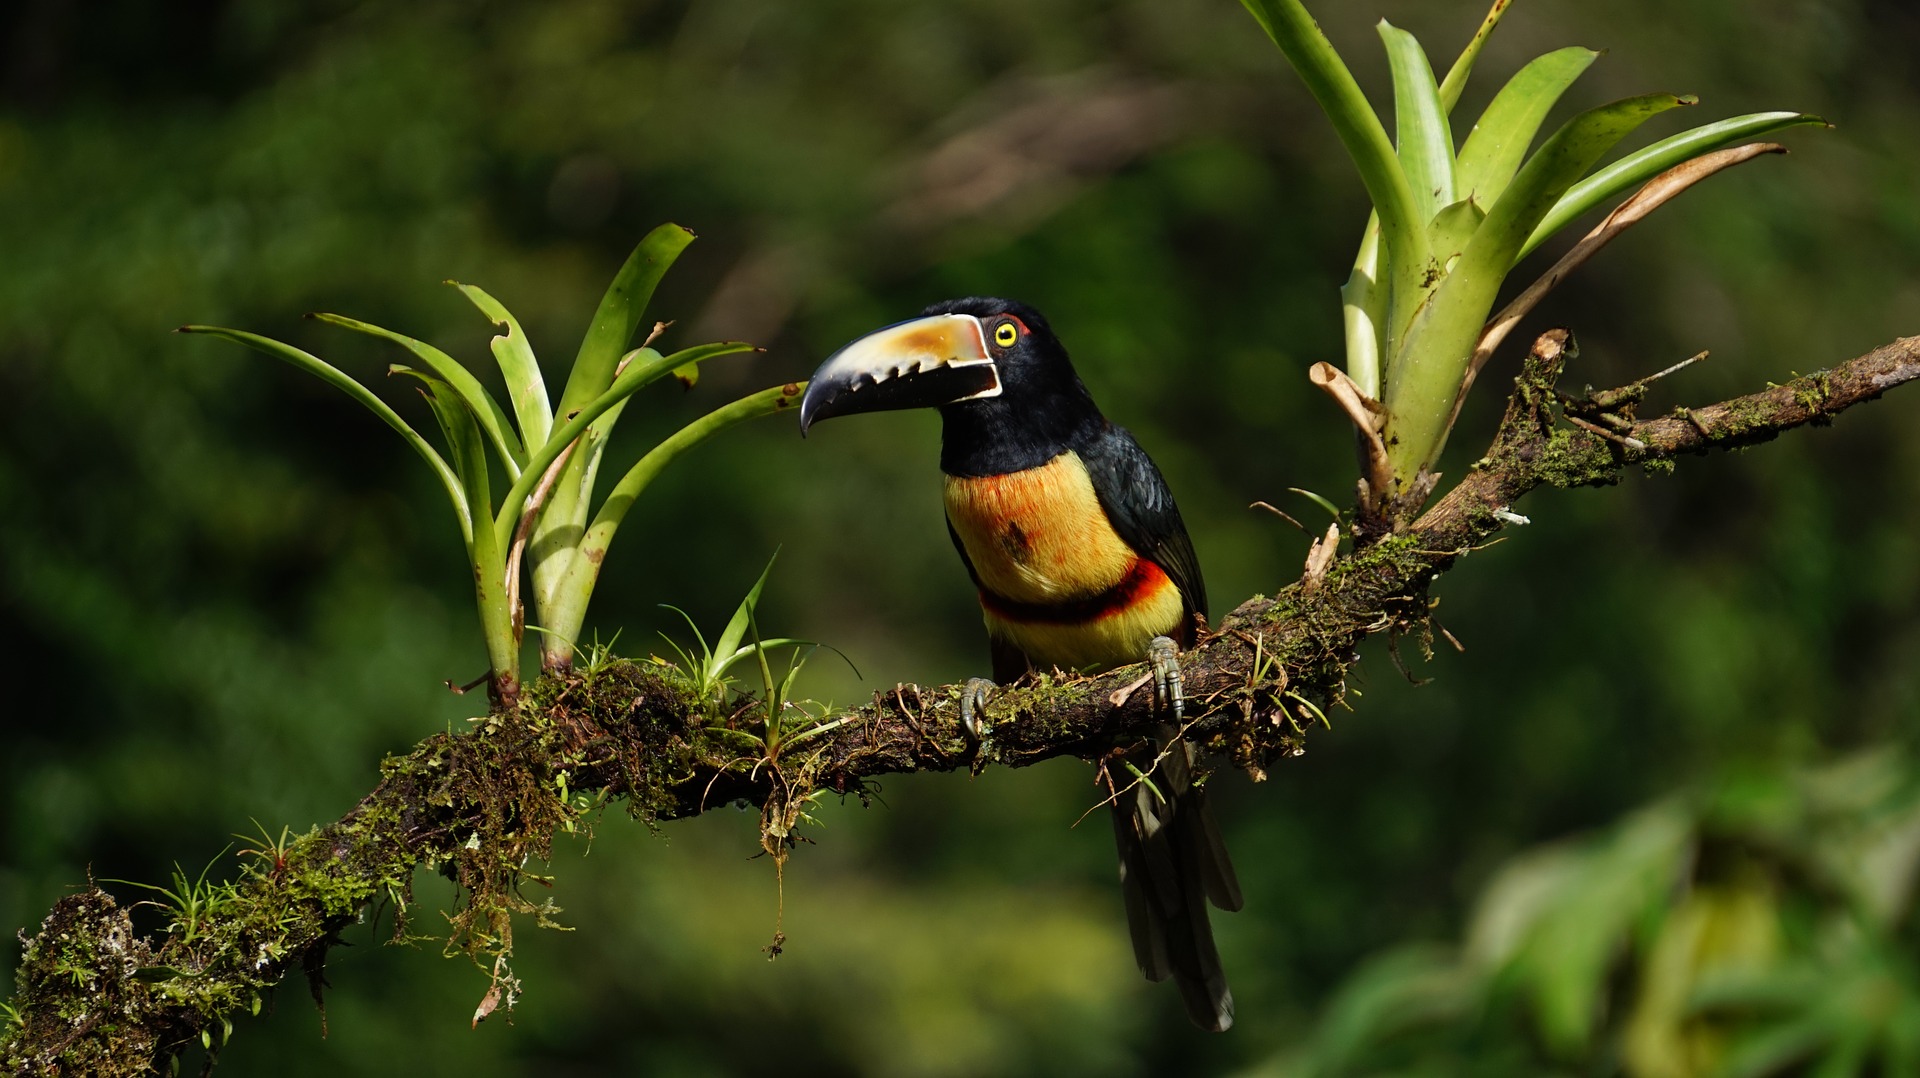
[183,224,804,707]
[1239,0,1822,520]
[656,554,856,761]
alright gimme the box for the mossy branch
[6,330,1918,1076]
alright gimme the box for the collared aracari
[798,297,1243,1031]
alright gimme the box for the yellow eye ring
[993,322,1019,347]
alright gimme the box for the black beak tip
[797,383,830,436]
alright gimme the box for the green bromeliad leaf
[1385,92,1693,478]
[1241,0,1431,353]
[391,363,517,691]
[1426,196,1486,272]
[451,281,551,452]
[1519,110,1826,260]
[551,222,696,423]
[1461,91,1692,295]
[1435,0,1511,110]
[390,364,493,544]
[532,381,803,653]
[492,340,758,551]
[1379,21,1454,225]
[178,325,469,540]
[1343,0,1514,400]
[313,313,526,476]
[1455,47,1599,212]
[588,381,803,544]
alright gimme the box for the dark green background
[4,0,1918,1073]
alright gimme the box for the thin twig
[444,672,490,695]
[1069,714,1205,829]
[1563,413,1649,451]
[1638,349,1711,387]
[1250,501,1309,534]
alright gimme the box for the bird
[798,296,1243,1031]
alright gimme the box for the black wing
[1079,424,1207,625]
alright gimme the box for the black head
[914,296,1090,408]
[799,296,1106,474]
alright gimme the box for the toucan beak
[799,314,1002,434]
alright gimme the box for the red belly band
[977,558,1171,625]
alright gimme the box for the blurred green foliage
[2,0,1918,1074]
[1260,750,1920,1076]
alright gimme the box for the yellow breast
[944,452,1187,672]
[943,452,1135,604]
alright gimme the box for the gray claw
[1148,636,1184,722]
[960,677,998,740]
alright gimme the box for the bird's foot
[1148,635,1184,722]
[960,677,998,740]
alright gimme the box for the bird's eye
[993,322,1019,347]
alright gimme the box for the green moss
[1792,370,1834,412]
[1,660,720,1071]
[1533,428,1620,489]
[2,889,189,1075]
[6,635,1372,1069]
[1207,533,1430,775]
[1714,396,1777,440]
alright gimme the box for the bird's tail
[1108,732,1243,1031]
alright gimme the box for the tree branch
[7,330,1918,1075]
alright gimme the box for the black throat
[938,390,1108,477]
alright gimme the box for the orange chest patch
[943,452,1137,604]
